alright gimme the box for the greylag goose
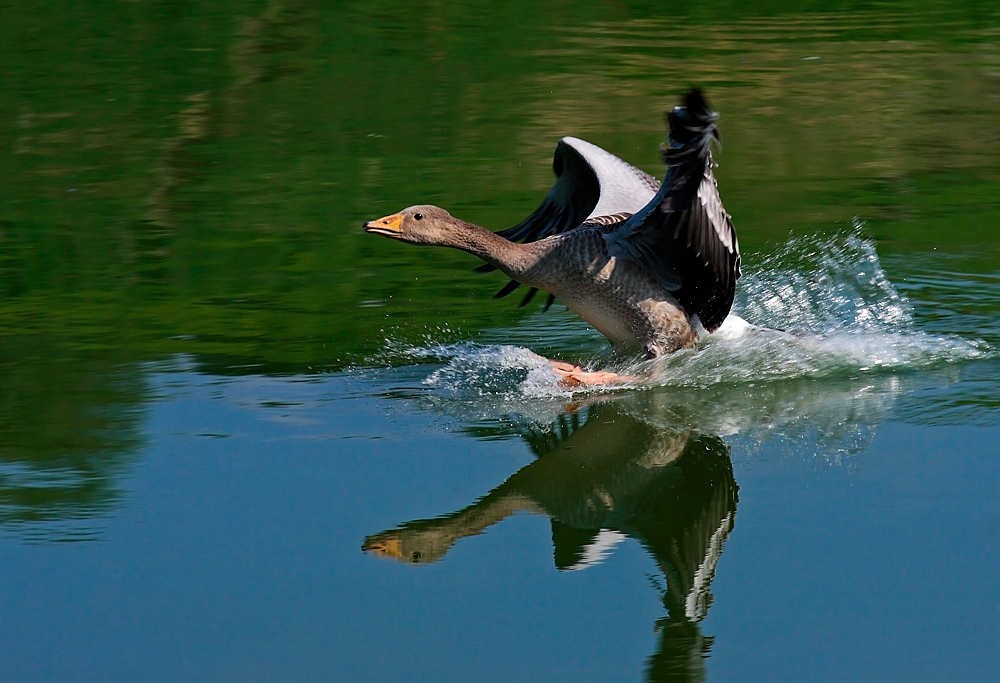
[364,89,741,385]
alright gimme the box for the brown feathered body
[516,228,699,356]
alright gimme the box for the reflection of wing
[478,136,658,307]
[637,434,738,683]
[605,89,741,332]
[641,435,738,622]
[553,527,628,572]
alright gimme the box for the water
[2,2,999,681]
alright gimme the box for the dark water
[2,2,998,681]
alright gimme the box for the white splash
[391,232,990,402]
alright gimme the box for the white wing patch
[698,166,737,254]
[561,137,658,219]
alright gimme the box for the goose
[364,89,741,386]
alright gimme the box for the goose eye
[414,213,423,220]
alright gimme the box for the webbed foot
[547,359,636,388]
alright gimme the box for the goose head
[363,204,457,245]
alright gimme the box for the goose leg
[547,359,635,388]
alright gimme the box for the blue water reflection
[366,402,738,680]
[2,365,995,681]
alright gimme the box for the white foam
[704,314,754,340]
[418,343,568,398]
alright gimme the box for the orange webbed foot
[547,359,636,388]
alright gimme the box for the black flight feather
[604,88,740,332]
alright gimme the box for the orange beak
[363,213,403,237]
[362,535,403,560]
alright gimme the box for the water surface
[1,1,998,681]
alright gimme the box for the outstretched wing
[604,89,741,332]
[499,137,659,243]
[482,137,658,306]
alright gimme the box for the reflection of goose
[365,90,741,385]
[363,401,738,682]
